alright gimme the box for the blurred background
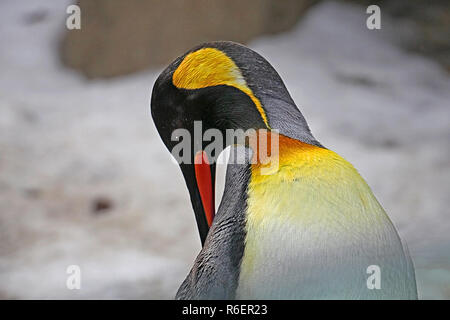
[0,0,449,299]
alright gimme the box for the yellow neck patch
[172,47,270,128]
[247,135,379,225]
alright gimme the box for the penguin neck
[262,96,323,148]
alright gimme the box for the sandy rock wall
[60,0,316,78]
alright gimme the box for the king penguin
[150,41,417,299]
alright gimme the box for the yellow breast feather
[237,135,404,298]
[247,134,385,227]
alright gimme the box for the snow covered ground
[0,0,449,299]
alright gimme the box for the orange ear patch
[172,47,270,128]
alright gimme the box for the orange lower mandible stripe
[194,151,215,227]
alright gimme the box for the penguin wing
[176,157,249,300]
[175,218,244,299]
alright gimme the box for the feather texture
[237,135,417,299]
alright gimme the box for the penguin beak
[180,151,216,245]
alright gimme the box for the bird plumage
[238,135,417,299]
[151,41,417,300]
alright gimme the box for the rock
[91,196,113,214]
[60,0,316,78]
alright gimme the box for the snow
[0,0,449,299]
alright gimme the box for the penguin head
[151,41,318,148]
[151,41,318,244]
